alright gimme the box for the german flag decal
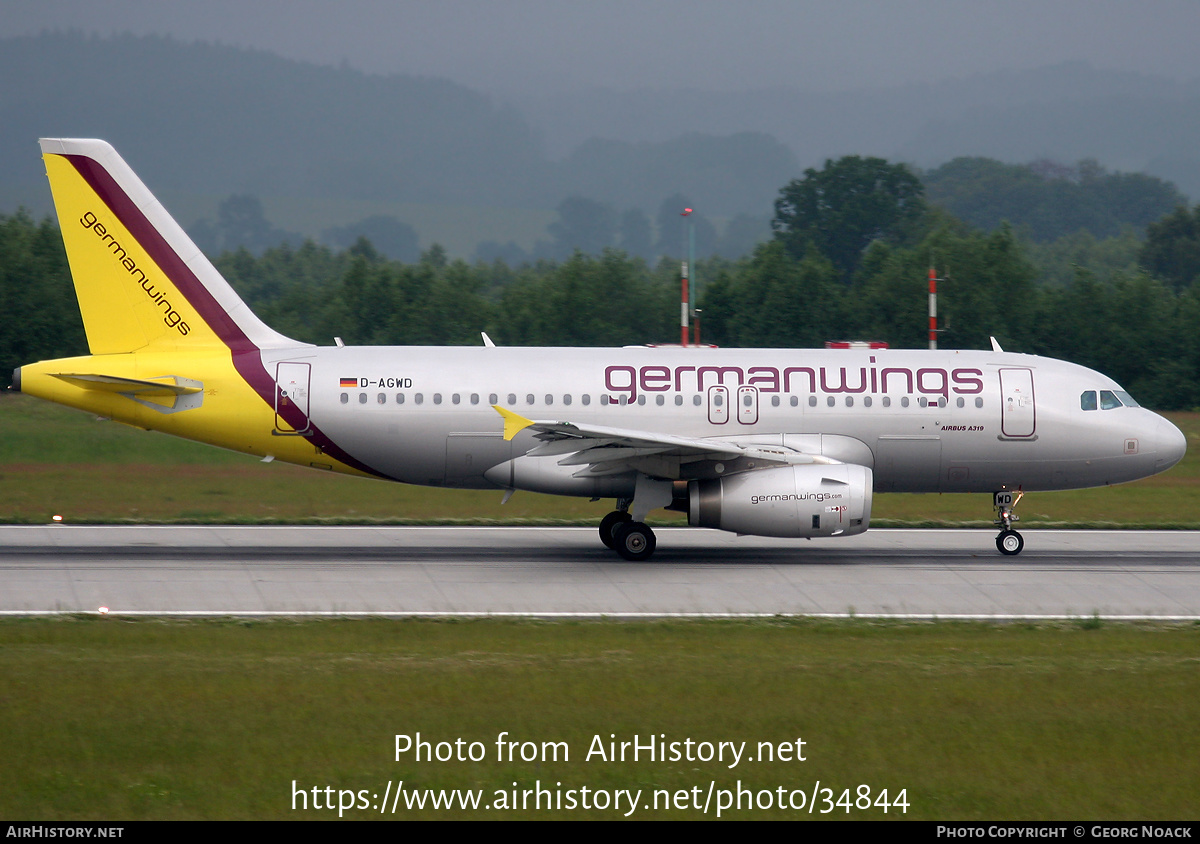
[339,377,357,388]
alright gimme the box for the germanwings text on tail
[13,139,1187,559]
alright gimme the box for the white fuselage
[260,345,1185,496]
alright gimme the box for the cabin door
[274,361,312,435]
[999,368,1036,438]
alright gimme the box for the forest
[2,155,1198,411]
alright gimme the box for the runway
[1,525,1198,619]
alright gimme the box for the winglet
[493,405,534,441]
[990,336,1004,352]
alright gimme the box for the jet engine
[688,464,872,538]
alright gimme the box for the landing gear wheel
[996,529,1024,556]
[612,521,656,561]
[599,510,632,550]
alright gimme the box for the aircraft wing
[494,405,836,480]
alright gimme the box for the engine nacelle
[688,464,873,538]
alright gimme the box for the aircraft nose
[1154,416,1187,473]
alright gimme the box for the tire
[599,511,632,550]
[612,521,656,561]
[996,529,1024,556]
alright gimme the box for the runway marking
[3,610,1200,621]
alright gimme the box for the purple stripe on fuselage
[63,153,394,481]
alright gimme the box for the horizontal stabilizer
[51,373,202,397]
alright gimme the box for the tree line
[3,156,1199,410]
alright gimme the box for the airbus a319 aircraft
[12,139,1188,559]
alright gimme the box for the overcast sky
[6,0,1200,95]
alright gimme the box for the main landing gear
[993,490,1024,556]
[599,499,657,561]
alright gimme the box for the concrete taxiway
[1,525,1197,619]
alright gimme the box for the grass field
[1,393,1196,527]
[2,616,1198,820]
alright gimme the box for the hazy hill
[0,32,797,228]
[3,33,1195,257]
[0,32,544,207]
[517,62,1200,200]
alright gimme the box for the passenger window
[790,396,798,407]
[714,394,724,407]
[397,393,405,404]
[433,393,442,405]
[564,395,572,406]
[377,393,386,405]
[414,393,423,405]
[507,393,516,405]
[340,393,348,404]
[864,396,872,407]
[1100,390,1121,410]
[956,397,964,408]
[771,395,780,407]
[693,395,701,406]
[545,394,553,405]
[883,397,891,407]
[358,393,368,404]
[675,395,683,406]
[452,394,461,405]
[1081,391,1097,411]
[918,397,928,408]
[526,394,535,405]
[901,397,910,408]
[808,396,816,407]
[845,397,854,407]
[637,395,646,405]
[582,395,591,406]
[826,396,835,407]
[470,394,479,405]
[601,395,609,406]
[655,395,664,406]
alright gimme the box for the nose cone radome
[1155,416,1187,473]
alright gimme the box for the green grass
[1,617,1197,820]
[1,393,1197,526]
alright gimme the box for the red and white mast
[928,266,938,350]
[680,208,692,347]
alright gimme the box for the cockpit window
[1080,391,1097,411]
[1099,390,1122,410]
[1114,390,1140,408]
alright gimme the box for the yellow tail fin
[40,138,295,355]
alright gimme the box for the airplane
[11,139,1188,560]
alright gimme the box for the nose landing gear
[994,490,1024,555]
